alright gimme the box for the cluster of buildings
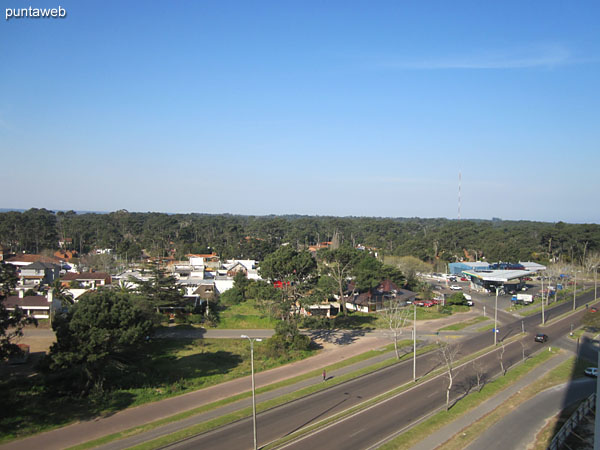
[114,253,261,309]
[446,261,546,293]
[0,251,112,319]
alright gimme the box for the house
[54,249,78,261]
[5,254,63,268]
[345,281,416,313]
[193,283,217,301]
[3,290,61,319]
[223,259,261,280]
[301,302,340,318]
[307,242,333,255]
[58,237,73,249]
[188,253,221,270]
[60,271,112,289]
[225,261,248,277]
[19,261,62,286]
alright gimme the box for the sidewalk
[409,350,572,450]
[2,312,480,450]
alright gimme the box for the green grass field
[0,337,314,443]
[438,315,488,331]
[212,299,279,329]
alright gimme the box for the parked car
[585,367,598,377]
[413,300,425,307]
[422,301,435,308]
[466,300,474,306]
[534,333,548,343]
[449,285,462,290]
[460,277,468,282]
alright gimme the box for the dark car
[534,333,548,343]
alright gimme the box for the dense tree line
[1,209,599,265]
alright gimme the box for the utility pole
[541,275,545,325]
[241,335,262,450]
[413,302,417,381]
[494,286,499,346]
[573,271,577,311]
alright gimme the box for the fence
[548,392,595,450]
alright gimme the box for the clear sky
[1,1,599,223]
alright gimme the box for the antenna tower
[458,172,461,220]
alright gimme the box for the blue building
[448,261,490,275]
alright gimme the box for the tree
[0,263,37,359]
[132,262,184,312]
[51,280,74,309]
[437,341,460,411]
[380,298,410,359]
[445,292,467,306]
[472,359,486,392]
[46,290,154,395]
[259,246,317,320]
[394,256,431,287]
[497,341,507,376]
[584,252,600,301]
[319,246,360,316]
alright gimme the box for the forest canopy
[0,208,598,265]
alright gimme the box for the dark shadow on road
[547,293,598,449]
[284,392,351,436]
[308,329,369,345]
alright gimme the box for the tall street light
[573,270,578,311]
[413,302,417,381]
[541,275,545,324]
[241,335,262,450]
[494,286,499,346]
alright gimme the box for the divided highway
[163,291,597,450]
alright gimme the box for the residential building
[19,261,62,286]
[3,290,60,319]
[60,271,112,289]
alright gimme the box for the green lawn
[438,316,488,331]
[212,299,279,329]
[0,337,314,443]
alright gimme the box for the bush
[438,305,453,315]
[299,316,333,330]
[219,287,244,306]
[188,314,204,324]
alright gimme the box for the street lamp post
[494,286,499,346]
[541,275,545,325]
[241,335,262,450]
[573,271,578,311]
[413,302,416,381]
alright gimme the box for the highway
[163,290,597,450]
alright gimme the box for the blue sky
[1,1,599,222]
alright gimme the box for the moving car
[534,333,548,343]
[449,285,462,290]
[585,367,598,377]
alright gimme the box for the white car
[585,367,598,377]
[449,285,462,290]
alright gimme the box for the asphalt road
[162,291,597,450]
[466,378,595,450]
